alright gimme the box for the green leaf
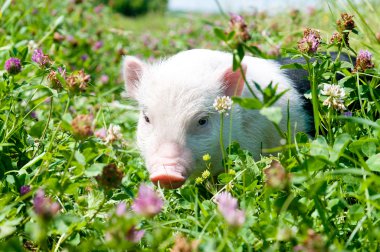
[0,217,22,239]
[330,133,351,162]
[260,106,282,125]
[232,97,263,109]
[0,0,12,16]
[5,175,14,184]
[18,152,46,175]
[213,27,227,41]
[366,154,380,172]
[29,120,46,138]
[236,44,245,63]
[337,116,380,129]
[310,136,329,159]
[61,113,73,131]
[349,138,378,157]
[75,151,86,166]
[85,163,105,177]
[264,89,289,107]
[280,63,306,70]
[340,61,354,69]
[243,44,263,57]
[67,233,81,246]
[53,15,64,27]
[361,141,377,157]
[218,173,233,184]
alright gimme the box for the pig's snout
[148,142,191,189]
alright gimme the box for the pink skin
[147,142,192,189]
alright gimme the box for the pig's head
[122,53,246,189]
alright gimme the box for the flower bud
[354,49,375,72]
[95,163,124,189]
[264,160,290,190]
[337,13,355,32]
[4,57,22,75]
[297,28,321,54]
[71,114,93,139]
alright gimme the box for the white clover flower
[321,84,345,98]
[213,96,233,115]
[105,124,123,144]
[320,84,346,111]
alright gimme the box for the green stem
[305,57,320,137]
[327,108,333,145]
[61,140,78,186]
[273,122,286,140]
[214,0,228,18]
[219,114,226,172]
[33,96,54,158]
[238,64,259,99]
[29,97,71,185]
[332,49,342,84]
[355,72,365,115]
[228,109,233,171]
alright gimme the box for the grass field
[1,0,380,251]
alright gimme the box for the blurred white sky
[168,0,321,13]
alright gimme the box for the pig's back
[171,49,299,96]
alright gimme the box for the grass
[0,0,380,251]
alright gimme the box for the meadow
[1,0,380,251]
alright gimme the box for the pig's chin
[148,164,189,189]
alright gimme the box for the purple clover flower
[343,111,353,117]
[228,13,251,44]
[298,28,321,54]
[93,41,103,50]
[95,127,107,140]
[58,67,66,78]
[94,4,104,14]
[32,49,50,67]
[126,226,145,243]
[20,185,31,195]
[100,74,109,84]
[4,57,22,75]
[33,189,60,219]
[358,50,372,62]
[30,111,38,120]
[81,54,88,61]
[230,13,244,24]
[131,184,163,217]
[116,202,126,216]
[354,49,375,72]
[215,191,245,228]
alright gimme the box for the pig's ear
[122,56,145,99]
[221,64,247,97]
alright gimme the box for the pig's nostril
[150,173,186,189]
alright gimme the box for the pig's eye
[143,113,150,123]
[144,115,150,123]
[198,117,208,127]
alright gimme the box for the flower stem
[219,114,226,172]
[61,140,78,187]
[305,57,320,136]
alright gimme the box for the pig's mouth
[149,164,188,189]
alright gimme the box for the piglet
[122,49,310,189]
